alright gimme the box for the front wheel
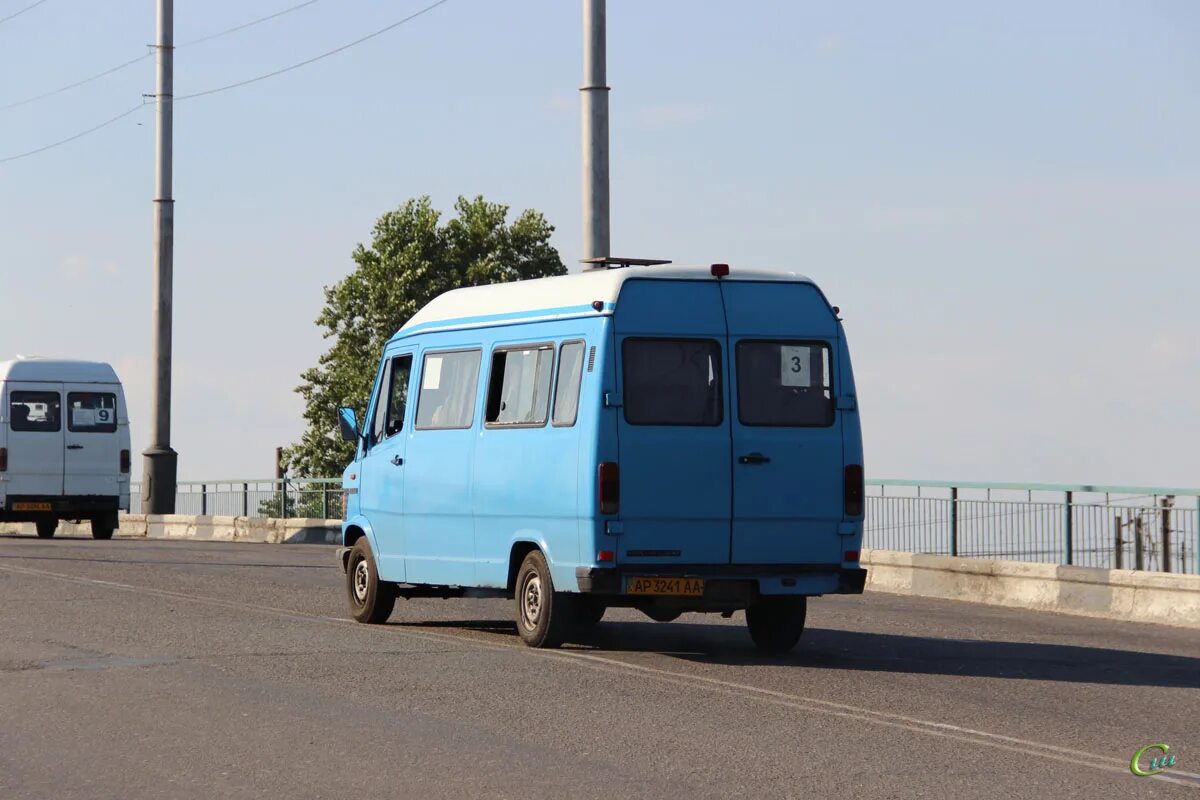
[35,519,57,539]
[514,550,575,648]
[346,538,395,624]
[746,596,807,655]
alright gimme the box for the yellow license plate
[626,577,704,596]
[12,502,52,512]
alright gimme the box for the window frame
[9,390,62,433]
[367,356,393,449]
[621,336,725,427]
[413,347,483,432]
[65,391,119,433]
[484,341,556,430]
[377,354,414,441]
[734,338,836,429]
[551,339,586,429]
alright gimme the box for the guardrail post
[200,483,207,516]
[242,483,249,517]
[1134,516,1144,570]
[1063,490,1073,565]
[1161,497,1173,573]
[1113,516,1123,569]
[949,486,958,556]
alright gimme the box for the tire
[35,519,57,539]
[346,538,396,624]
[514,550,575,648]
[91,515,116,541]
[746,596,807,655]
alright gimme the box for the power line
[177,0,321,47]
[0,102,146,165]
[0,0,49,27]
[0,53,150,112]
[176,0,451,101]
[1,0,323,112]
[0,0,453,165]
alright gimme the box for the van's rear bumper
[575,564,867,596]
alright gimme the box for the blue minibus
[335,260,865,652]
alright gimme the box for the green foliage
[256,488,329,520]
[285,195,566,478]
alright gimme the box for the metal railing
[865,480,1200,575]
[126,476,1200,574]
[128,478,343,520]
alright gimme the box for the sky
[1,0,1197,487]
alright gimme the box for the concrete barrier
[0,514,341,545]
[863,548,1200,629]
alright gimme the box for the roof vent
[580,257,672,271]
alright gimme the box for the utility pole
[143,0,177,514]
[581,0,610,264]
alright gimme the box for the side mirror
[337,407,360,442]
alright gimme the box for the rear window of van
[10,391,61,432]
[736,341,834,427]
[67,392,118,433]
[622,338,722,426]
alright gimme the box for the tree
[284,195,566,477]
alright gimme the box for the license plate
[12,502,52,512]
[626,577,704,596]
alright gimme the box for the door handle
[66,444,84,450]
[391,455,404,466]
[738,452,770,465]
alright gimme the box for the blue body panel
[342,274,864,599]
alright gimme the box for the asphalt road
[0,534,1197,799]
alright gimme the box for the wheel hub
[353,559,369,603]
[520,574,542,630]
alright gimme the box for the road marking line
[2,560,1196,789]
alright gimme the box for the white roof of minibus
[0,357,120,384]
[396,264,815,337]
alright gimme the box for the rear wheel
[746,596,807,655]
[35,519,57,539]
[346,538,395,624]
[514,550,575,648]
[91,514,117,541]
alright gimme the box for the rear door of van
[5,382,65,499]
[62,385,122,498]
[613,280,731,565]
[721,281,844,565]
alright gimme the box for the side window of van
[415,350,481,430]
[369,358,393,445]
[67,392,118,433]
[485,344,554,427]
[10,391,61,432]
[370,355,412,445]
[623,338,723,426]
[552,341,585,427]
[736,341,834,427]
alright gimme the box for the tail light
[844,464,864,517]
[0,447,7,472]
[598,462,619,515]
[844,550,860,563]
[120,449,131,474]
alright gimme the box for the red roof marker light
[710,263,730,278]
